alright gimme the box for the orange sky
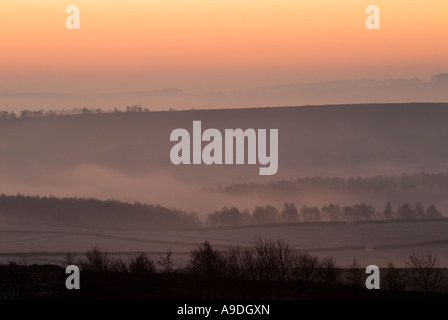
[1,1,447,93]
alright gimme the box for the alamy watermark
[65,265,80,290]
[169,121,279,176]
[66,5,80,30]
[64,4,380,31]
[366,265,380,289]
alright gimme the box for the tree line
[186,239,447,293]
[206,201,444,227]
[1,240,447,299]
[217,173,448,197]
[0,105,151,120]
[0,194,201,229]
[62,239,448,294]
[0,194,443,229]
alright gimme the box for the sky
[1,0,447,94]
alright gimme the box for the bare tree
[385,262,408,291]
[406,250,446,292]
[274,239,296,281]
[158,249,175,273]
[188,241,225,278]
[111,258,128,273]
[293,250,320,283]
[319,256,341,285]
[79,247,112,272]
[128,252,155,274]
[347,257,364,286]
[223,246,243,278]
[240,248,258,281]
[252,237,295,281]
[223,239,311,282]
[252,237,275,281]
[64,252,77,267]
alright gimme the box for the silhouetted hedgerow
[2,241,448,299]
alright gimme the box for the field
[2,219,448,268]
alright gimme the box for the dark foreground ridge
[2,239,448,300]
[1,264,447,300]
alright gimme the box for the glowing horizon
[1,1,447,93]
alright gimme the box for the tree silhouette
[129,252,155,274]
[293,250,320,282]
[64,252,77,267]
[80,247,112,272]
[252,206,279,224]
[406,250,446,292]
[319,256,341,285]
[281,203,299,223]
[301,206,321,222]
[385,262,408,291]
[347,257,363,286]
[321,204,342,222]
[188,241,225,278]
[396,203,415,220]
[383,201,394,220]
[426,205,443,219]
[158,249,175,273]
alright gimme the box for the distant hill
[1,103,448,213]
[1,77,448,110]
[1,103,448,179]
[0,194,201,229]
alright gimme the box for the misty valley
[1,103,448,299]
[3,0,448,303]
